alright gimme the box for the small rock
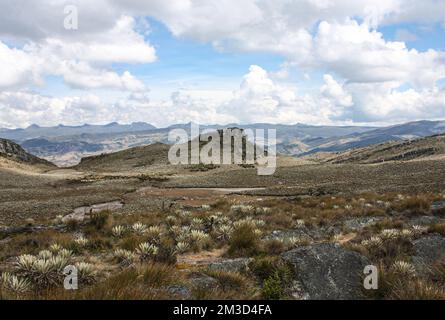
[431,200,445,215]
[208,258,252,273]
[167,285,191,299]
[408,216,442,226]
[343,217,383,232]
[188,273,219,291]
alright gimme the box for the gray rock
[188,273,219,291]
[267,226,321,242]
[412,234,445,271]
[62,201,124,223]
[282,243,370,300]
[167,285,191,299]
[208,258,252,273]
[408,215,442,226]
[61,210,87,223]
[343,217,383,232]
[431,200,445,215]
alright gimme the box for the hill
[74,142,171,172]
[322,134,445,164]
[0,138,56,169]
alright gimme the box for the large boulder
[412,234,445,271]
[282,243,370,300]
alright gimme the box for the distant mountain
[300,120,445,155]
[21,139,104,157]
[0,122,157,141]
[0,138,55,168]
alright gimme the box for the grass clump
[227,224,260,257]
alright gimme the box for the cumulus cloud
[0,14,155,91]
[1,65,445,129]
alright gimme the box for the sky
[0,0,445,129]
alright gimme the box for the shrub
[428,223,445,236]
[205,270,248,290]
[261,239,286,255]
[227,225,260,257]
[262,272,283,300]
[154,239,177,265]
[89,211,110,230]
[249,256,283,281]
[140,263,178,288]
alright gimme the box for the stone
[431,200,445,216]
[282,243,370,300]
[167,285,191,299]
[207,258,252,273]
[412,234,445,271]
[188,273,219,291]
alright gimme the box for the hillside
[322,134,445,164]
[74,142,171,172]
[0,138,56,169]
[301,120,445,155]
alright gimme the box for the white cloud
[310,20,445,88]
[0,15,155,91]
[1,65,445,129]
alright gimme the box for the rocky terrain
[0,138,55,168]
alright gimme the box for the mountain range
[1,120,445,167]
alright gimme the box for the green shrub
[227,225,260,257]
[262,272,283,300]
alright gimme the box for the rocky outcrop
[282,243,370,300]
[0,138,54,167]
[61,201,124,223]
[412,234,445,271]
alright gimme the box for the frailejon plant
[380,229,400,240]
[391,261,416,278]
[58,249,73,259]
[112,225,127,238]
[217,225,233,241]
[15,254,37,274]
[14,253,70,289]
[231,205,255,215]
[75,262,97,284]
[38,250,53,260]
[190,230,210,246]
[49,244,63,253]
[74,236,89,248]
[191,218,204,230]
[1,272,32,294]
[175,241,190,254]
[136,243,159,261]
[146,226,163,242]
[132,222,148,235]
[114,249,137,267]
